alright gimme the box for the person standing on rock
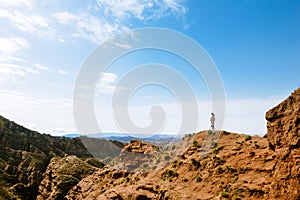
[210,113,215,130]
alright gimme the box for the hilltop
[64,87,299,199]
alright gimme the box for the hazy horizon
[0,0,299,136]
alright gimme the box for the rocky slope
[62,88,300,199]
[36,156,102,200]
[0,115,94,200]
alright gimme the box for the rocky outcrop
[265,88,300,199]
[110,140,159,172]
[36,156,100,200]
[266,87,300,151]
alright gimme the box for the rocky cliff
[266,87,300,151]
[265,87,300,198]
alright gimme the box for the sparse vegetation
[221,190,229,198]
[178,160,183,166]
[195,175,202,182]
[117,178,125,185]
[192,140,199,147]
[213,156,226,165]
[162,169,179,182]
[225,165,237,173]
[231,175,238,182]
[212,146,224,154]
[182,178,188,182]
[216,166,225,174]
[171,160,182,168]
[171,162,177,168]
[245,135,252,141]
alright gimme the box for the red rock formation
[266,87,300,151]
[266,88,300,199]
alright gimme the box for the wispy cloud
[96,0,186,21]
[0,36,29,62]
[34,63,51,72]
[57,69,68,75]
[34,63,69,75]
[54,0,187,44]
[0,8,55,38]
[54,12,128,44]
[0,0,33,9]
[97,72,119,94]
[0,36,37,80]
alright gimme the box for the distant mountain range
[63,133,182,144]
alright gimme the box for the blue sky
[0,0,299,136]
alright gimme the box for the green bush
[182,178,188,182]
[245,135,251,141]
[192,140,198,147]
[162,169,179,181]
[195,175,202,182]
[212,146,224,154]
[221,190,229,198]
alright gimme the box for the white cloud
[0,36,29,62]
[0,0,33,9]
[96,0,186,21]
[0,8,55,38]
[58,38,66,43]
[0,64,27,77]
[54,0,187,44]
[34,64,69,75]
[0,37,37,80]
[54,12,78,25]
[97,72,118,94]
[34,63,51,71]
[54,12,128,44]
[25,67,39,74]
[45,128,77,136]
[57,70,68,75]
